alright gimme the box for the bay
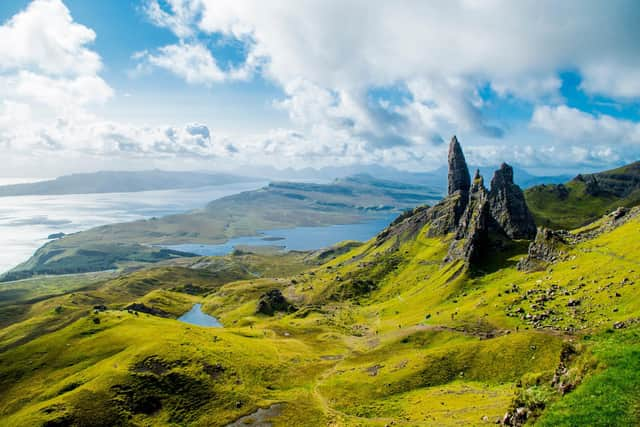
[0,181,266,273]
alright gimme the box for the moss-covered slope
[525,161,640,229]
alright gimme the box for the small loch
[163,214,397,256]
[178,304,222,327]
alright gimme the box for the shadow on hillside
[469,236,530,277]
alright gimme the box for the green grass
[1,201,640,425]
[0,272,116,327]
[536,327,640,426]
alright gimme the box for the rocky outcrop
[424,136,472,237]
[375,136,538,266]
[518,206,640,272]
[488,163,537,239]
[124,303,171,318]
[447,136,471,199]
[517,228,571,272]
[256,289,296,316]
[573,205,640,241]
[445,170,490,264]
[440,148,537,265]
[424,191,468,237]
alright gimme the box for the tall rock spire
[447,136,471,197]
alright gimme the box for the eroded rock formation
[445,170,490,264]
[516,228,570,272]
[447,135,471,199]
[488,163,537,239]
[376,136,538,265]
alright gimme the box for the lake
[178,303,223,327]
[163,214,397,256]
[0,181,266,274]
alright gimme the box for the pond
[178,303,223,327]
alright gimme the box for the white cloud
[3,0,640,174]
[137,0,640,164]
[0,0,112,127]
[580,63,640,100]
[0,0,101,76]
[531,105,640,144]
[142,0,201,39]
[137,43,226,85]
[1,71,112,109]
[190,0,640,98]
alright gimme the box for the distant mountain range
[0,164,571,198]
[252,164,572,191]
[0,170,256,197]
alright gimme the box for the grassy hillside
[1,202,639,425]
[3,176,440,281]
[525,161,640,229]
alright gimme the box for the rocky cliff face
[445,170,490,264]
[442,151,537,264]
[574,161,640,198]
[516,228,570,272]
[488,163,537,239]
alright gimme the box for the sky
[0,0,639,178]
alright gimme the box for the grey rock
[447,135,471,199]
[488,163,536,239]
[445,170,490,264]
[424,191,468,237]
[517,227,570,271]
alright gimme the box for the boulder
[256,289,295,316]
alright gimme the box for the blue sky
[0,0,639,177]
[0,0,287,131]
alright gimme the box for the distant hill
[0,170,255,197]
[525,161,640,229]
[253,163,570,191]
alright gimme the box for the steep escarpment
[526,161,640,229]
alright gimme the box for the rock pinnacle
[447,136,471,197]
